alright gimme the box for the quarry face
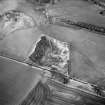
[0,0,105,105]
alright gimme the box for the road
[1,55,105,105]
[0,56,43,105]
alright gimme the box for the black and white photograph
[0,0,105,105]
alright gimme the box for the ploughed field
[0,0,105,105]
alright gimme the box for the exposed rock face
[1,0,105,105]
[29,35,70,75]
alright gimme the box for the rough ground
[0,0,105,105]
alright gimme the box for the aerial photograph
[0,0,105,105]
